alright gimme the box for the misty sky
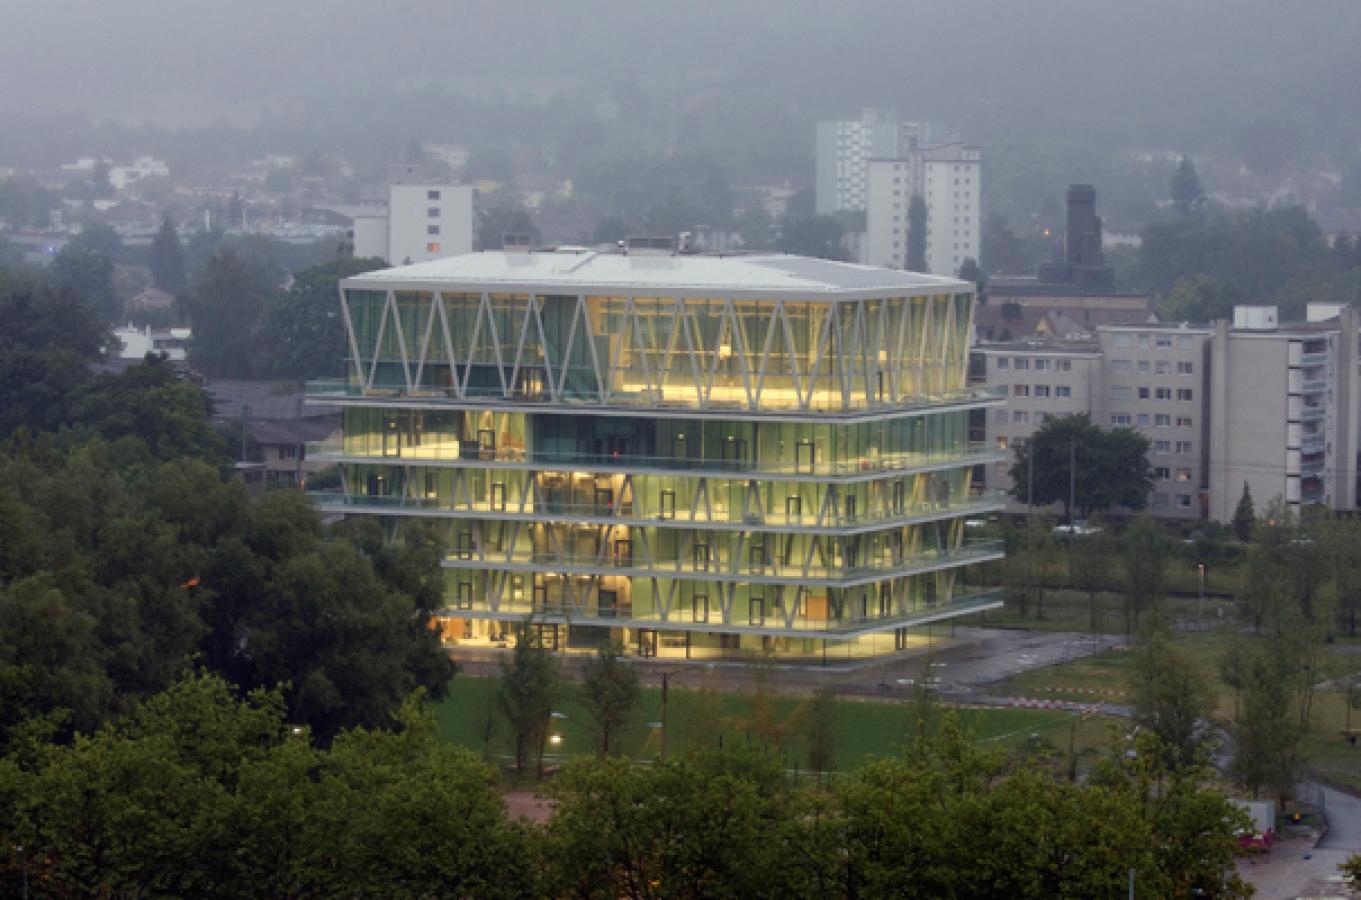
[3,0,1359,149]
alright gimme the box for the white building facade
[352,163,474,265]
[864,144,981,277]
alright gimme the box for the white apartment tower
[353,163,475,266]
[865,144,981,277]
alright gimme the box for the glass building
[307,250,1006,662]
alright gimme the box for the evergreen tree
[907,194,929,272]
[958,257,987,304]
[499,620,558,776]
[580,641,640,757]
[1170,155,1205,217]
[1231,482,1255,542]
[148,214,187,295]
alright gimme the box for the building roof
[247,415,340,446]
[343,251,967,297]
[975,339,1100,354]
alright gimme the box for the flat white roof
[343,251,967,297]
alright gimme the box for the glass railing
[309,490,1007,530]
[1299,351,1329,366]
[305,438,1003,478]
[1300,405,1326,420]
[304,379,1005,416]
[437,539,1004,584]
[436,588,1003,636]
[1301,379,1328,394]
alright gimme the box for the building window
[1034,385,1050,398]
[1013,385,1030,397]
[1137,360,1150,373]
[1176,468,1192,482]
[1057,360,1072,372]
[427,242,441,253]
[1138,334,1151,348]
[1176,494,1192,508]
[1177,417,1193,428]
[1137,414,1150,426]
[1056,385,1072,398]
[1013,358,1029,370]
[427,189,441,200]
[1177,362,1194,375]
[427,225,440,235]
[1155,361,1171,374]
[1111,386,1132,400]
[1176,441,1193,454]
[1111,359,1132,373]
[1155,387,1171,400]
[1034,359,1050,371]
[996,358,1009,370]
[1154,466,1171,480]
[1013,411,1029,423]
[996,436,1009,449]
[1138,387,1151,399]
[1155,414,1171,427]
[994,409,1009,423]
[1156,336,1173,348]
[427,207,440,217]
[1111,414,1132,426]
[1152,493,1169,508]
[1178,389,1194,402]
[1154,440,1170,453]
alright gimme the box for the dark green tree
[1131,626,1211,768]
[958,257,987,303]
[254,256,384,379]
[1170,155,1206,217]
[49,222,124,322]
[68,353,224,462]
[906,194,928,272]
[148,214,187,295]
[580,641,640,757]
[589,215,631,246]
[804,686,840,784]
[181,247,275,377]
[499,619,558,776]
[776,214,845,260]
[1120,516,1168,639]
[1008,413,1152,520]
[1231,482,1255,542]
[477,206,539,252]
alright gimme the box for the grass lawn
[431,676,1099,775]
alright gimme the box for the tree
[1159,275,1240,323]
[1169,155,1205,217]
[477,206,539,252]
[589,215,631,246]
[148,214,187,295]
[776,213,845,259]
[1120,516,1167,639]
[958,257,986,304]
[1218,637,1252,722]
[253,255,384,379]
[1320,513,1361,636]
[906,194,928,272]
[1232,642,1307,805]
[1231,482,1255,542]
[580,641,639,757]
[49,222,124,322]
[181,247,276,377]
[804,686,840,784]
[1131,626,1211,768]
[499,619,558,776]
[1009,413,1152,519]
[1069,522,1115,631]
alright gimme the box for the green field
[432,676,1097,774]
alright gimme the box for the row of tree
[0,670,1253,899]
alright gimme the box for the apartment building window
[1034,359,1050,371]
[1176,494,1192,508]
[1013,411,1029,423]
[994,357,1009,370]
[1156,336,1173,348]
[1177,389,1194,402]
[1112,334,1134,348]
[1138,387,1150,399]
[1154,440,1171,453]
[426,242,440,253]
[1155,361,1171,374]
[427,225,440,235]
[1138,361,1151,373]
[1154,466,1171,480]
[1176,441,1193,454]
[1176,468,1192,482]
[1177,417,1193,428]
[1034,385,1050,398]
[427,189,441,200]
[1013,358,1029,370]
[994,409,1009,423]
[1111,386,1132,400]
[1057,360,1072,372]
[1155,388,1171,400]
[1137,414,1150,426]
[1152,493,1169,508]
[427,207,440,218]
[1013,385,1030,397]
[996,436,1009,449]
[1111,414,1132,426]
[1177,362,1194,375]
[1055,386,1072,398]
[1155,414,1171,426]
[1112,359,1132,373]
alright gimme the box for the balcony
[1299,350,1329,366]
[1300,456,1325,475]
[436,588,1005,640]
[1300,378,1328,394]
[1300,404,1326,421]
[309,489,1009,534]
[303,378,1007,423]
[306,438,1004,481]
[437,538,1005,589]
[1299,433,1325,453]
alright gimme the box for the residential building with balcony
[307,249,1005,662]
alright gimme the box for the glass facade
[309,261,1004,662]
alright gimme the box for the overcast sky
[3,0,1359,145]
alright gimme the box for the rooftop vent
[502,232,535,253]
[625,235,675,256]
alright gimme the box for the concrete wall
[388,183,473,265]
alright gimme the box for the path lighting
[549,734,563,746]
